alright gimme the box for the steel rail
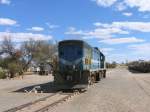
[4,91,61,112]
[34,93,75,112]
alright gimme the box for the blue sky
[0,0,150,62]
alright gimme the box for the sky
[0,0,150,63]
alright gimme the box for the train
[54,40,106,89]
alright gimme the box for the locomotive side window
[100,56,103,60]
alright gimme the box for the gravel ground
[0,74,53,92]
[50,68,150,112]
[1,68,150,112]
[0,74,54,112]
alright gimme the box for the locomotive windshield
[59,44,82,61]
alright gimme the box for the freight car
[54,40,106,89]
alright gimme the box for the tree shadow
[128,69,141,73]
[13,82,59,93]
[128,69,150,74]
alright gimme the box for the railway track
[4,90,83,112]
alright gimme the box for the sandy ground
[1,68,150,112]
[50,68,150,112]
[0,74,53,92]
[0,74,54,112]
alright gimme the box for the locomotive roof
[59,39,83,43]
[93,47,105,56]
[59,40,105,57]
[59,40,92,48]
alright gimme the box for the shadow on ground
[13,82,59,93]
[129,69,142,73]
[128,69,150,74]
[13,81,87,93]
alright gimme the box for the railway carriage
[54,40,106,89]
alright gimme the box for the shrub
[0,68,6,79]
[106,62,117,68]
[128,61,150,73]
[8,62,23,78]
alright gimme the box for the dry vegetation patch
[128,61,150,73]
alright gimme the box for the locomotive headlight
[73,65,76,69]
[85,58,88,64]
[85,58,91,64]
[89,59,91,64]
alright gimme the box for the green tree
[106,61,117,68]
[0,67,6,79]
[0,37,57,78]
[0,37,23,78]
[21,39,56,72]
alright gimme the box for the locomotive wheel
[103,73,106,78]
[97,73,101,81]
[88,76,95,85]
[103,70,106,78]
[88,77,92,85]
[91,75,95,84]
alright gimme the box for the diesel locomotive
[54,40,106,89]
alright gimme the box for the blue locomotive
[54,40,106,89]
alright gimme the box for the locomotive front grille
[66,75,73,81]
[62,71,82,84]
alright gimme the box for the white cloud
[27,27,44,32]
[0,32,53,42]
[100,48,114,55]
[65,26,129,39]
[65,27,85,36]
[101,48,114,52]
[89,27,128,37]
[0,18,17,26]
[93,22,110,27]
[125,0,150,12]
[0,0,10,5]
[128,43,150,55]
[92,0,150,12]
[65,21,150,46]
[116,2,127,11]
[46,23,59,29]
[122,12,133,16]
[93,22,102,27]
[107,53,127,63]
[112,22,150,32]
[99,37,145,44]
[92,0,117,7]
[95,21,150,32]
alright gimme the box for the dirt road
[51,68,150,112]
[0,75,53,112]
